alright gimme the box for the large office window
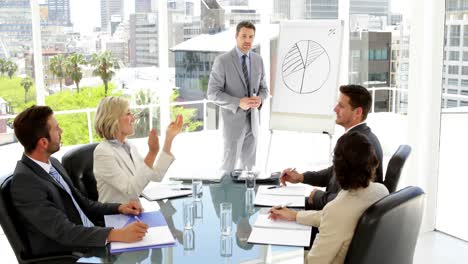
[437,0,468,241]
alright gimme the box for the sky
[68,0,407,35]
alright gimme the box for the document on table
[141,182,192,201]
[254,185,305,207]
[248,213,312,247]
[169,167,226,182]
[104,211,176,253]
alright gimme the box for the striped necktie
[242,54,251,97]
[49,166,94,227]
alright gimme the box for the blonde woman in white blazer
[93,96,183,203]
[269,132,389,264]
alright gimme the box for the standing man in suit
[207,21,269,171]
[280,85,384,211]
[11,105,149,257]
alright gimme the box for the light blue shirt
[235,46,251,80]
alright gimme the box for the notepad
[141,182,192,201]
[254,185,305,207]
[104,211,176,253]
[248,213,312,247]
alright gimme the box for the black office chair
[345,186,425,264]
[62,143,99,201]
[0,175,79,264]
[383,145,411,193]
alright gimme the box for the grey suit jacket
[207,48,269,140]
[304,123,384,210]
[10,154,120,256]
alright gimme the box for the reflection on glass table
[77,177,304,264]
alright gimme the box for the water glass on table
[220,202,232,235]
[220,234,233,257]
[183,200,194,229]
[244,170,256,190]
[183,229,195,253]
[192,178,203,201]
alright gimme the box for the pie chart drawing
[282,40,330,94]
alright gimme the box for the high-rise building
[0,0,32,57]
[136,0,153,13]
[441,2,468,108]
[100,0,124,32]
[305,0,338,19]
[271,0,389,21]
[201,0,225,34]
[272,0,306,22]
[218,0,248,6]
[389,23,410,113]
[349,31,391,112]
[46,0,72,26]
[129,13,159,67]
[224,6,261,27]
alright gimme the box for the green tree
[20,77,33,103]
[0,58,6,77]
[46,84,121,145]
[65,53,85,93]
[49,54,67,92]
[90,51,119,97]
[6,61,17,79]
[170,90,203,132]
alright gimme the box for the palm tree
[49,54,67,92]
[65,53,85,93]
[6,61,17,79]
[20,77,33,103]
[90,51,119,97]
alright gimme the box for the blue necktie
[49,166,94,227]
[242,54,251,97]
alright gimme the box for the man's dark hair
[339,84,372,120]
[13,105,53,153]
[236,21,256,35]
[333,131,379,190]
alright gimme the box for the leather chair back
[0,175,79,263]
[384,145,411,193]
[62,143,99,201]
[345,186,425,264]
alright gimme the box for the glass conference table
[78,176,304,264]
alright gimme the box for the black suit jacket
[303,123,384,210]
[10,154,120,257]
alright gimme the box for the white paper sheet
[254,213,310,231]
[110,226,176,251]
[141,182,192,201]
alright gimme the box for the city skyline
[68,0,406,35]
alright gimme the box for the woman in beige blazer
[269,131,389,264]
[93,96,183,203]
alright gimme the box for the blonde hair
[94,96,129,140]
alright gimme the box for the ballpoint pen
[272,202,292,210]
[134,215,142,222]
[171,187,192,191]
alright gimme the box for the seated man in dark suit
[11,105,149,257]
[280,84,384,211]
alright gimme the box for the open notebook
[104,211,176,253]
[248,210,312,247]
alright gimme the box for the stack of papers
[248,213,312,247]
[104,211,176,253]
[169,167,226,182]
[141,182,192,201]
[254,185,305,207]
